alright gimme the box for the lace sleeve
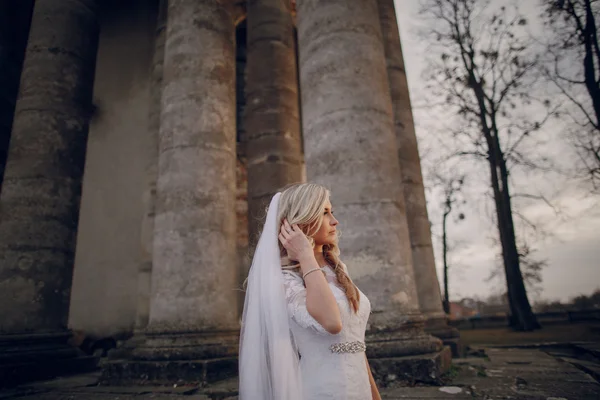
[281,270,335,335]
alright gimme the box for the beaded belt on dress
[329,341,367,354]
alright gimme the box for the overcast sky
[394,0,600,303]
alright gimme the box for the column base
[101,330,239,386]
[424,315,463,357]
[0,331,99,388]
[368,346,452,387]
[365,320,451,386]
[366,316,444,358]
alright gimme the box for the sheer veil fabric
[239,192,303,400]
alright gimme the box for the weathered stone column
[245,0,304,245]
[135,0,167,331]
[377,0,460,355]
[297,0,449,385]
[102,0,239,385]
[148,0,237,335]
[0,0,99,386]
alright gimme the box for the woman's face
[312,198,339,246]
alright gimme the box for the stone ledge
[0,355,99,389]
[440,337,464,358]
[368,346,452,387]
[0,331,99,389]
[366,329,444,358]
[424,321,463,357]
[425,322,460,340]
[111,331,240,361]
[100,357,238,387]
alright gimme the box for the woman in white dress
[239,183,381,400]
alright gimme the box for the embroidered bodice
[281,264,372,400]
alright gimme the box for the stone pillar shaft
[296,3,449,383]
[101,3,240,384]
[0,0,99,334]
[378,0,445,321]
[298,0,423,331]
[148,0,238,333]
[245,0,304,244]
[378,0,460,355]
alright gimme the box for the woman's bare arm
[280,220,342,334]
[298,252,342,334]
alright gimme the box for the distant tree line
[533,289,600,312]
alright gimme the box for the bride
[239,183,381,400]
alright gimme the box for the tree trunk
[463,48,540,330]
[442,206,450,314]
[582,0,600,127]
[487,129,540,331]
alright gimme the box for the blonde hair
[277,183,360,313]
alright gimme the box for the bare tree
[419,0,556,330]
[435,174,466,314]
[540,0,600,188]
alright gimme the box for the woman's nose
[331,216,339,226]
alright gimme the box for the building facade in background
[0,0,458,387]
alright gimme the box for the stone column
[135,0,167,331]
[148,0,237,334]
[102,0,239,385]
[245,0,304,245]
[377,0,460,355]
[0,0,99,386]
[297,0,449,385]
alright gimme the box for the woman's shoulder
[281,267,302,280]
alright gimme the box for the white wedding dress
[282,264,372,400]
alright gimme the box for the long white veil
[239,192,303,400]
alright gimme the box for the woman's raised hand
[278,219,313,262]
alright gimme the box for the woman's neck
[313,246,327,267]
